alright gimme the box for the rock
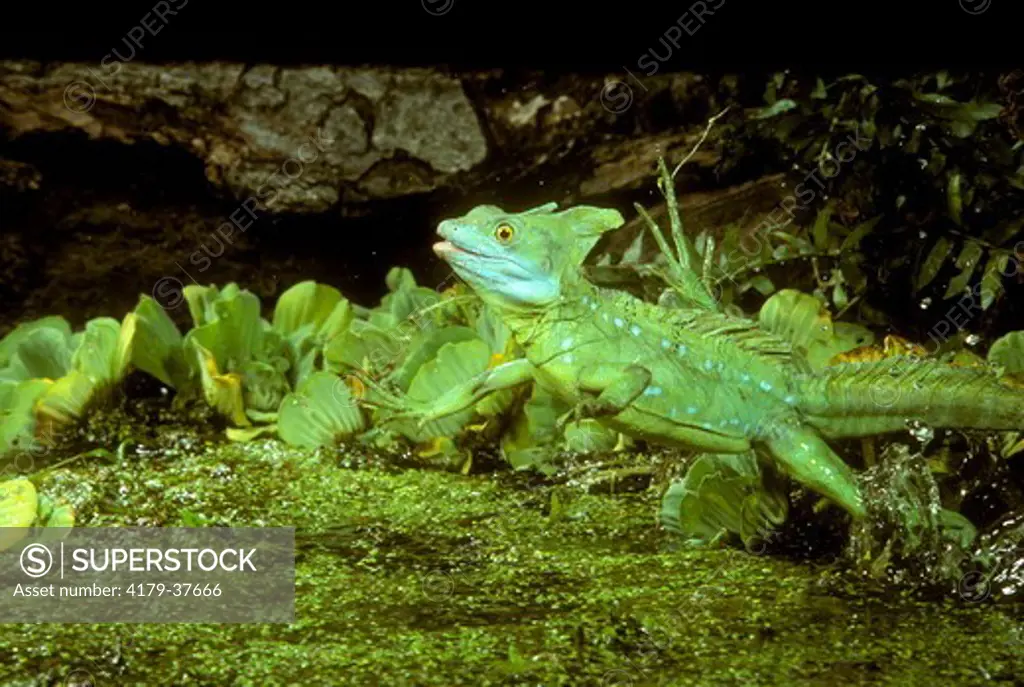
[0,61,491,212]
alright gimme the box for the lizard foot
[555,397,616,433]
[347,374,435,429]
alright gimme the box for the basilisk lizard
[373,202,1024,520]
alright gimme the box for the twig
[671,106,732,179]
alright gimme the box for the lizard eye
[494,224,515,243]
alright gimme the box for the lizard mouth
[433,240,490,260]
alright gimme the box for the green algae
[0,436,1022,686]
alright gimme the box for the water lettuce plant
[0,477,74,551]
[1,314,134,458]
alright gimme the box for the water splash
[845,444,974,589]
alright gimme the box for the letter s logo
[21,544,53,578]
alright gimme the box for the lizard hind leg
[762,424,867,519]
[556,364,653,430]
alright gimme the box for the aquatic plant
[0,314,134,458]
[0,477,74,551]
[126,279,360,439]
[660,451,789,549]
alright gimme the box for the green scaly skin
[382,203,1024,520]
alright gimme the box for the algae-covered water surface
[2,437,1023,686]
[1,37,1024,687]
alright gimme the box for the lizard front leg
[556,364,653,430]
[378,358,535,428]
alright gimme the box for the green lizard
[375,202,1024,520]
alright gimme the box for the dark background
[0,0,1014,68]
[0,0,1019,333]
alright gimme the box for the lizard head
[433,202,624,311]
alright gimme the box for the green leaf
[747,275,775,296]
[0,379,50,458]
[35,371,96,431]
[239,360,291,414]
[277,371,365,448]
[660,452,789,548]
[323,319,406,377]
[226,424,279,442]
[563,419,618,453]
[191,343,249,427]
[838,215,881,253]
[832,282,848,311]
[70,317,132,388]
[272,281,345,336]
[317,300,355,344]
[943,241,984,299]
[963,101,1004,121]
[0,317,72,369]
[987,330,1024,377]
[390,327,479,392]
[758,289,872,369]
[752,99,797,119]
[36,496,74,530]
[12,327,75,380]
[979,253,1009,310]
[0,478,38,551]
[947,172,963,226]
[183,286,264,374]
[811,78,827,99]
[915,237,954,291]
[385,267,417,293]
[759,289,832,352]
[811,202,833,252]
[500,385,569,474]
[396,340,492,443]
[128,296,188,389]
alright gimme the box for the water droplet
[908,420,934,444]
[919,297,932,310]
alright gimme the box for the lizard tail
[796,356,1024,439]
